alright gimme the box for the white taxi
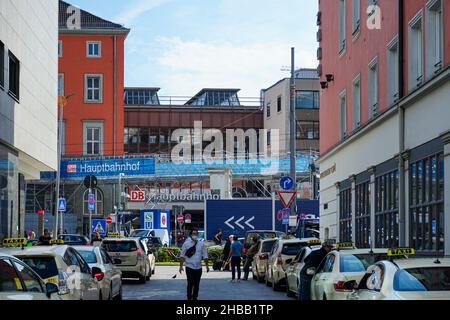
[309,243,389,300]
[346,248,450,300]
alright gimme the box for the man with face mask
[179,228,210,300]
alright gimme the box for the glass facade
[339,187,352,242]
[296,121,320,140]
[355,181,371,248]
[410,153,444,253]
[295,91,319,109]
[124,89,160,105]
[0,143,19,240]
[375,170,399,248]
[187,91,240,107]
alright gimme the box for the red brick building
[58,1,129,157]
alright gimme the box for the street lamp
[117,173,126,233]
[54,93,75,239]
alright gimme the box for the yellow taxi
[309,242,389,300]
[1,242,101,300]
[346,248,450,300]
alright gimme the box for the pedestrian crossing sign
[91,219,107,236]
[58,198,66,212]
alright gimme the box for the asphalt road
[122,266,291,300]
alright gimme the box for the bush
[155,246,223,262]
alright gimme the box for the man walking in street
[242,236,259,281]
[179,228,210,301]
[298,240,334,300]
[228,235,243,283]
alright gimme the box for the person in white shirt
[179,228,210,300]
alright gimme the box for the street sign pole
[289,47,297,235]
[53,97,64,238]
[89,188,92,242]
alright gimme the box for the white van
[131,229,170,247]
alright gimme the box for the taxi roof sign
[49,239,65,245]
[388,247,415,257]
[307,239,322,246]
[336,242,355,249]
[2,238,27,247]
[106,233,121,238]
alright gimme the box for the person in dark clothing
[228,235,243,283]
[213,229,223,245]
[242,236,259,281]
[221,235,233,271]
[298,240,334,300]
[38,229,52,246]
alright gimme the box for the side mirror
[306,267,316,276]
[45,282,59,298]
[343,280,358,291]
[91,266,103,279]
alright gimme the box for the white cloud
[115,0,172,26]
[146,37,317,99]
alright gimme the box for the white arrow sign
[224,216,255,230]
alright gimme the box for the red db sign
[130,190,145,202]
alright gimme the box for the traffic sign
[106,216,112,225]
[177,214,184,224]
[280,176,294,190]
[130,190,145,202]
[58,198,66,212]
[88,193,95,211]
[289,216,297,227]
[185,213,192,224]
[37,210,45,215]
[282,208,290,225]
[91,219,106,236]
[277,191,297,208]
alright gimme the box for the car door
[100,248,120,297]
[11,260,49,300]
[0,258,31,300]
[74,250,99,300]
[268,241,279,281]
[313,253,336,300]
[287,250,301,291]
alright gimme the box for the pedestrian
[92,231,102,246]
[298,240,334,300]
[38,229,52,246]
[221,235,233,271]
[228,235,243,283]
[242,236,259,281]
[179,228,210,301]
[213,229,223,245]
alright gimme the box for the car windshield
[20,257,58,279]
[281,243,305,256]
[131,230,149,237]
[78,251,97,264]
[394,267,450,292]
[261,240,276,253]
[103,241,137,252]
[340,253,389,272]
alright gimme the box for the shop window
[339,187,352,242]
[355,181,371,248]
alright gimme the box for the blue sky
[68,0,319,99]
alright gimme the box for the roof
[295,68,319,79]
[59,1,130,34]
[1,245,69,257]
[394,257,450,269]
[185,88,241,106]
[277,237,319,244]
[334,248,389,255]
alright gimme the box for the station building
[318,0,450,256]
[0,0,59,239]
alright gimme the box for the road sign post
[277,191,297,209]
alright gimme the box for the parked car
[131,229,170,247]
[251,238,278,282]
[2,245,101,300]
[265,237,319,291]
[73,246,123,300]
[102,237,152,283]
[0,253,60,300]
[57,234,91,246]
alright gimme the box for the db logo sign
[130,190,145,202]
[67,164,77,173]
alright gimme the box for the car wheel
[323,293,327,301]
[114,287,123,301]
[99,291,103,301]
[152,266,155,275]
[272,277,281,292]
[286,281,295,298]
[265,269,271,287]
[108,285,113,300]
[138,274,146,284]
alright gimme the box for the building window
[408,12,424,91]
[83,188,104,216]
[8,51,20,101]
[410,153,444,253]
[0,41,4,89]
[375,170,399,248]
[352,0,361,36]
[267,131,271,147]
[277,96,282,112]
[296,121,319,140]
[425,0,443,79]
[387,37,399,105]
[355,181,371,248]
[339,187,352,242]
[58,40,63,58]
[124,89,160,105]
[339,91,347,141]
[266,103,271,118]
[352,74,361,130]
[368,58,378,119]
[86,41,101,57]
[84,74,103,103]
[83,122,103,156]
[339,0,346,54]
[295,91,319,109]
[58,74,64,96]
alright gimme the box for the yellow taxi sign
[336,242,355,249]
[49,239,64,245]
[307,239,322,246]
[388,247,415,257]
[107,233,121,238]
[2,238,27,247]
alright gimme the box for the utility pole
[54,97,65,238]
[289,47,297,234]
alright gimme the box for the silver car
[73,246,123,300]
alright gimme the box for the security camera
[326,74,334,82]
[320,81,328,89]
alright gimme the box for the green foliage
[155,246,223,262]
